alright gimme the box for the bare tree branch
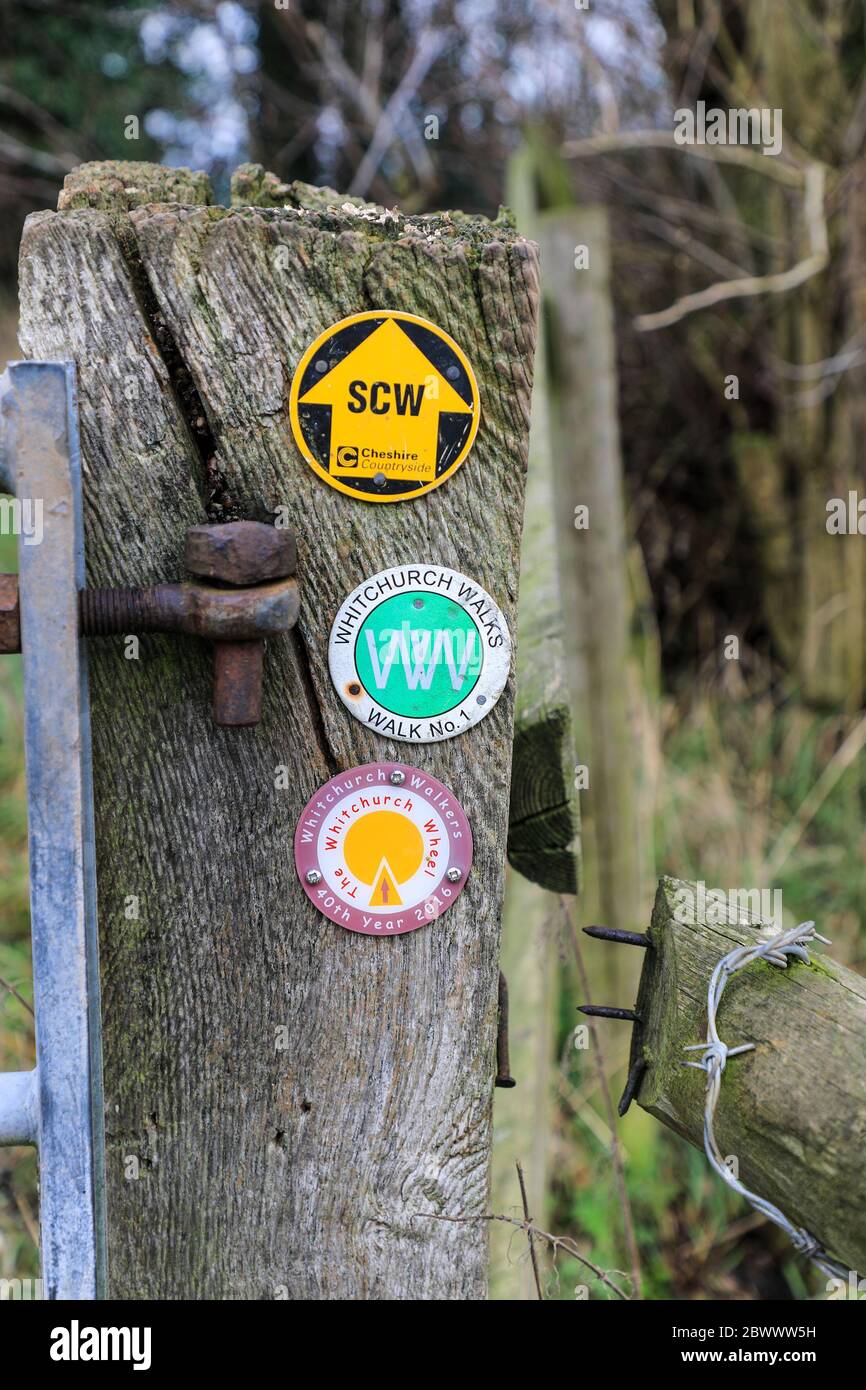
[347,27,449,198]
[634,163,828,331]
[306,20,441,197]
[0,131,77,175]
[515,1161,543,1300]
[420,1211,632,1300]
[0,974,34,1017]
[0,82,87,161]
[561,129,806,186]
[635,210,751,282]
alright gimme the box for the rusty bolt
[1,522,299,728]
[184,520,297,728]
[185,520,296,587]
[77,574,298,728]
[0,574,20,655]
[211,638,265,726]
[79,576,297,642]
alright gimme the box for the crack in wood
[114,216,238,521]
[290,623,340,777]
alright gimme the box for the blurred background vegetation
[1,0,865,1299]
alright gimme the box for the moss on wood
[631,876,866,1272]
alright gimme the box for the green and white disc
[328,564,511,744]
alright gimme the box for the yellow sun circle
[343,811,424,885]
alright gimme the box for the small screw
[305,869,322,885]
[373,471,387,487]
[315,359,328,373]
[389,769,406,785]
[446,867,462,883]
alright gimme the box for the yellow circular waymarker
[289,311,480,502]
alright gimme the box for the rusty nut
[185,520,296,587]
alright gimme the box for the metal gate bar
[0,360,106,1299]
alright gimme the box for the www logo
[365,626,479,692]
[351,587,487,720]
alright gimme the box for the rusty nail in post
[617,1056,647,1117]
[577,1005,640,1021]
[583,925,651,948]
[495,970,516,1088]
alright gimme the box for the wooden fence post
[538,206,651,1001]
[18,160,540,1299]
[505,147,580,897]
[633,877,866,1274]
[489,144,580,1298]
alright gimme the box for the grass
[539,681,865,1302]
[658,689,866,970]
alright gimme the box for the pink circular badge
[294,761,473,935]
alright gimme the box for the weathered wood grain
[539,207,647,998]
[490,149,571,1299]
[505,147,579,894]
[632,877,866,1273]
[489,872,558,1299]
[18,160,539,1299]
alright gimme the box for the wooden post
[489,873,559,1298]
[18,160,540,1299]
[538,206,648,999]
[505,149,580,896]
[491,144,579,1296]
[632,877,866,1273]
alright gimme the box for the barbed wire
[682,919,849,1283]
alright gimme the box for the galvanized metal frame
[0,360,106,1299]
